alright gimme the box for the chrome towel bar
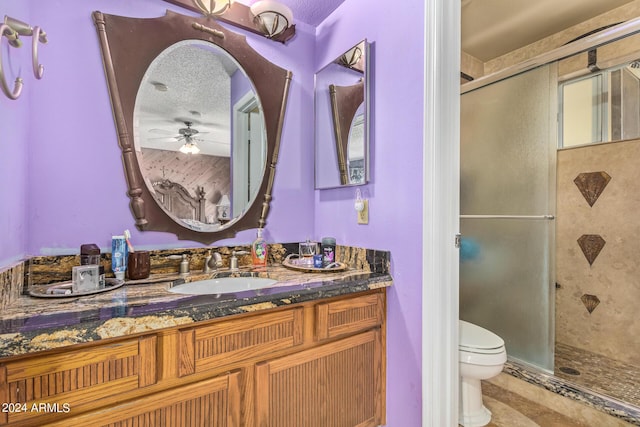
[460,215,555,220]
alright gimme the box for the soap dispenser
[251,229,268,269]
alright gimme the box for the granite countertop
[0,264,392,359]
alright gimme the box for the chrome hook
[0,16,47,100]
[31,26,46,79]
[0,23,24,100]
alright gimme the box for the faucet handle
[230,250,249,271]
[179,254,190,275]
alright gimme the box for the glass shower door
[460,64,557,372]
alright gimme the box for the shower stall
[460,21,640,419]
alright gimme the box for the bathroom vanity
[0,264,390,427]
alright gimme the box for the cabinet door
[49,370,241,427]
[0,335,156,426]
[255,330,382,427]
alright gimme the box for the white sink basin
[168,277,277,295]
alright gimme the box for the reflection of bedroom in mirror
[135,39,263,232]
[315,39,370,189]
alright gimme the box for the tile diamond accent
[573,171,611,207]
[577,234,606,266]
[581,294,600,314]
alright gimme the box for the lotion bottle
[251,228,268,269]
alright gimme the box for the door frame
[422,0,460,425]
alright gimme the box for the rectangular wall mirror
[315,39,370,189]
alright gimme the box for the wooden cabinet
[0,289,385,427]
[49,370,241,427]
[178,307,304,377]
[255,330,383,427]
[316,292,385,340]
[0,335,157,427]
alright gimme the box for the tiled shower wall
[556,138,640,366]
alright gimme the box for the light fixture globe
[250,0,293,38]
[179,138,201,154]
[193,0,234,17]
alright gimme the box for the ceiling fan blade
[193,137,230,145]
[148,135,181,140]
[148,128,174,135]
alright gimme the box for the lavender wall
[1,0,426,424]
[0,2,30,266]
[315,0,426,425]
[20,0,315,255]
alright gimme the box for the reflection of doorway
[233,92,265,217]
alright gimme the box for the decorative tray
[29,278,125,298]
[281,254,347,273]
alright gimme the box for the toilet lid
[459,320,505,352]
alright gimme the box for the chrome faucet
[204,251,223,273]
[229,250,249,272]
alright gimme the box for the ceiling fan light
[250,0,293,38]
[179,142,201,154]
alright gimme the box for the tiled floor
[555,342,640,408]
[480,381,590,427]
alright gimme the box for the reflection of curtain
[329,80,364,185]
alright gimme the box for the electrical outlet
[357,200,369,224]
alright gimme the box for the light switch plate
[357,200,369,224]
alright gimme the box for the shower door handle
[460,215,555,220]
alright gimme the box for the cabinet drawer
[0,335,156,426]
[48,370,241,427]
[316,292,384,340]
[178,307,303,377]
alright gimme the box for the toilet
[459,320,507,427]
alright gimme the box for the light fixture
[217,194,231,221]
[179,137,201,154]
[250,0,293,38]
[192,0,235,17]
[339,45,363,68]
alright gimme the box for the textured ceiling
[462,0,636,62]
[136,41,240,157]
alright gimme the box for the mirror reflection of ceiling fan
[148,120,222,155]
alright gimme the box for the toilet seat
[459,320,504,352]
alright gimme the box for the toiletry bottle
[322,237,336,267]
[251,229,268,269]
[111,235,128,281]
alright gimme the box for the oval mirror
[93,10,292,244]
[134,40,267,232]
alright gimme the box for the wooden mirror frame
[93,10,292,244]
